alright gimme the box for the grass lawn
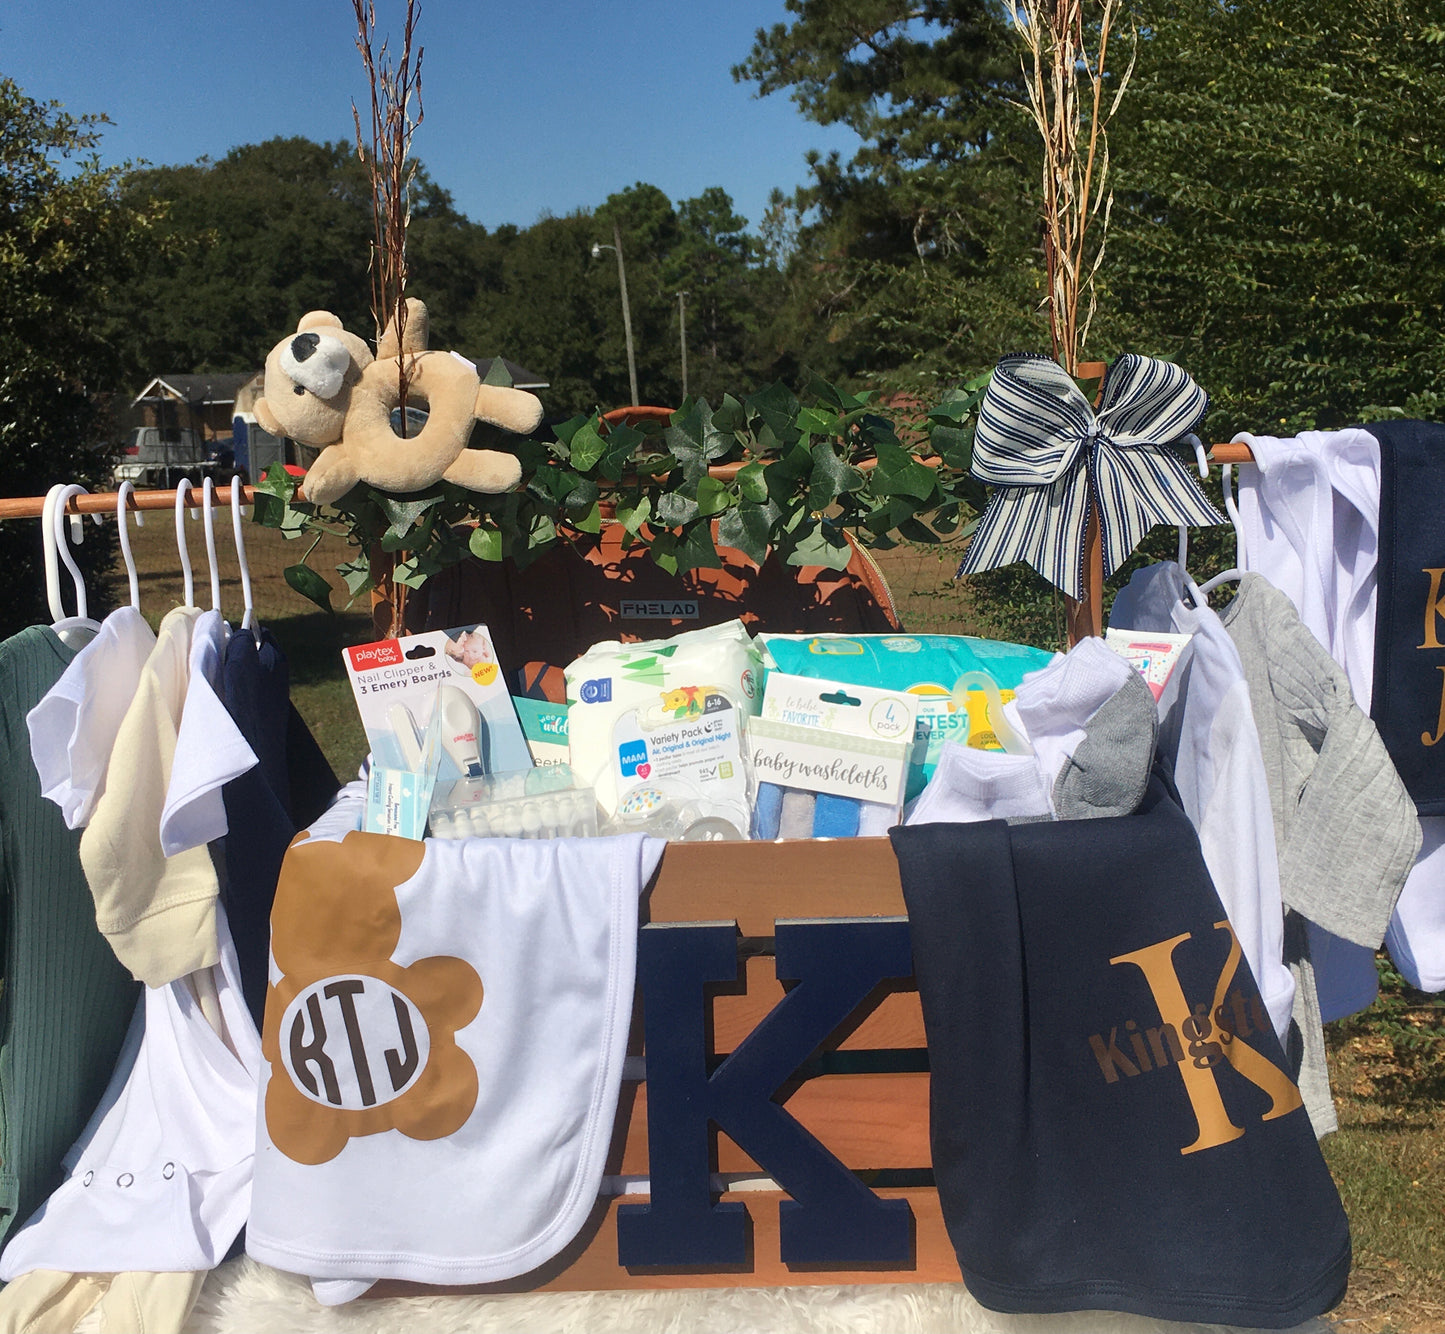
[109,514,1443,1331]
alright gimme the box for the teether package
[343,624,532,782]
[564,619,764,837]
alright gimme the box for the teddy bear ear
[297,311,344,334]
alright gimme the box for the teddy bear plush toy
[253,298,542,506]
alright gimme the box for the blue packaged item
[758,633,1056,799]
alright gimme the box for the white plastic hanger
[1174,435,1212,575]
[174,477,198,608]
[1196,451,1248,597]
[200,477,223,614]
[230,475,259,640]
[45,483,103,645]
[115,480,144,610]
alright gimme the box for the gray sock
[1053,667,1158,820]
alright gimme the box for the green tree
[117,139,376,374]
[0,77,160,636]
[1104,0,1445,433]
[736,0,1042,388]
[665,187,768,403]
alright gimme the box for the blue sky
[3,0,862,233]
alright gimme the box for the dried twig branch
[351,0,424,423]
[1010,0,1135,374]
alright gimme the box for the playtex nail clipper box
[343,625,532,783]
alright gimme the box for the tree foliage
[1103,0,1445,432]
[735,0,1044,386]
[0,78,160,635]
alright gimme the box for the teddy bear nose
[291,332,321,361]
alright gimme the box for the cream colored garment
[79,607,219,988]
[0,1269,204,1334]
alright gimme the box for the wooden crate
[373,837,957,1296]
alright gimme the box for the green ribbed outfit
[0,627,138,1246]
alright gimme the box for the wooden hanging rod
[1207,441,1256,465]
[0,483,265,522]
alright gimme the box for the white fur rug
[182,1259,1336,1334]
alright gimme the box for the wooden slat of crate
[645,838,905,933]
[714,954,927,1052]
[369,1186,961,1296]
[613,1071,931,1175]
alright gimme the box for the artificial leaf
[284,563,333,611]
[569,422,608,472]
[662,404,709,481]
[871,440,939,501]
[746,381,801,442]
[616,493,652,535]
[656,489,700,528]
[469,525,504,562]
[787,522,853,571]
[572,500,603,534]
[550,413,590,448]
[712,393,746,433]
[930,423,974,471]
[337,554,373,598]
[649,530,679,576]
[806,441,859,511]
[675,520,723,571]
[695,475,734,517]
[795,406,837,437]
[718,501,771,565]
[735,460,768,503]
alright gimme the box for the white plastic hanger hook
[201,477,222,612]
[230,475,257,638]
[1196,462,1247,598]
[41,483,68,623]
[174,477,197,608]
[1185,433,1210,480]
[50,483,92,622]
[116,480,142,609]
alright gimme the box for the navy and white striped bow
[958,353,1222,601]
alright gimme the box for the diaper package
[758,633,1056,800]
[564,620,764,833]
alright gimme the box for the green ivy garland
[250,372,993,613]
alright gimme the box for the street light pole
[591,223,639,406]
[677,290,689,398]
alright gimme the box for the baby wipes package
[343,624,532,783]
[758,632,1056,800]
[564,619,764,832]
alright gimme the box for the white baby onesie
[160,608,258,858]
[1110,560,1294,1042]
[0,908,260,1285]
[25,605,156,830]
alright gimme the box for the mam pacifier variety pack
[563,621,763,840]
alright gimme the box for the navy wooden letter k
[616,918,915,1268]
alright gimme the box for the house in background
[125,372,259,441]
